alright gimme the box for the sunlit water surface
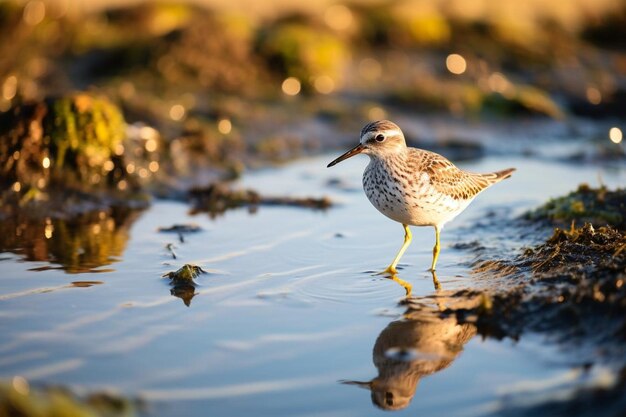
[1,151,624,416]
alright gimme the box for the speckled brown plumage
[409,148,515,202]
[327,119,515,272]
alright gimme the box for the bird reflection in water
[385,270,441,296]
[343,290,475,410]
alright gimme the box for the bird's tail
[482,168,516,184]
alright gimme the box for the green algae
[453,190,626,360]
[44,94,125,172]
[0,93,134,194]
[0,379,139,417]
[256,20,349,92]
[391,79,563,118]
[526,184,626,229]
[162,264,206,282]
[162,264,206,306]
[481,86,565,119]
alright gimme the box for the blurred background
[1,0,625,201]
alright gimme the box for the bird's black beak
[327,144,365,167]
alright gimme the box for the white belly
[362,161,469,227]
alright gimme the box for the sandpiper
[327,120,514,274]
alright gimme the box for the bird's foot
[430,269,441,291]
[375,266,398,276]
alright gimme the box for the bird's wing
[409,149,495,201]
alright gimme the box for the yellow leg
[430,269,441,291]
[382,224,412,275]
[430,226,441,271]
[388,273,412,296]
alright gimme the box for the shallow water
[1,150,625,416]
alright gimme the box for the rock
[525,184,626,230]
[0,93,136,194]
[255,16,349,92]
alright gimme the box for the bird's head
[327,120,407,167]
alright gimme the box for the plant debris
[165,243,177,259]
[188,182,332,217]
[158,224,202,234]
[158,223,202,243]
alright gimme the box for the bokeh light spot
[145,139,158,152]
[368,106,387,121]
[586,87,602,105]
[282,77,301,96]
[44,224,53,239]
[218,118,232,134]
[324,5,353,31]
[609,127,622,144]
[282,77,302,96]
[23,1,46,26]
[169,104,185,121]
[149,161,160,173]
[446,54,467,75]
[314,75,335,94]
[2,76,17,101]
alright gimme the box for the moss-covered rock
[348,1,451,47]
[482,86,564,119]
[256,17,349,92]
[0,379,139,417]
[68,4,263,95]
[526,184,626,230]
[0,93,137,195]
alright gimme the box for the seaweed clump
[455,221,626,359]
[463,210,626,362]
[455,219,626,415]
[442,184,626,379]
[162,264,206,306]
[162,264,206,282]
[525,184,626,230]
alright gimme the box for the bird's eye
[375,134,385,142]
